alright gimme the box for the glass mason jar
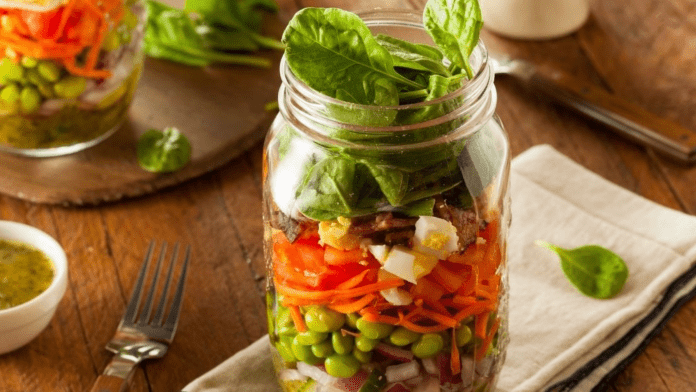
[0,0,145,157]
[263,9,510,392]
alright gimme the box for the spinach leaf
[144,0,273,67]
[375,34,450,77]
[295,155,362,220]
[282,7,425,107]
[423,0,483,78]
[363,161,409,206]
[137,127,192,172]
[536,241,629,299]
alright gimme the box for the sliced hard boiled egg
[383,246,439,284]
[414,216,459,259]
[368,244,391,264]
[380,287,413,306]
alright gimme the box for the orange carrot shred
[289,306,306,333]
[475,318,500,360]
[475,312,489,340]
[451,329,461,375]
[335,270,371,290]
[328,293,376,314]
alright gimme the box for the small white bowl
[0,221,68,355]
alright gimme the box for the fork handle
[90,375,129,392]
[90,356,138,392]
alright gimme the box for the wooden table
[2,0,696,391]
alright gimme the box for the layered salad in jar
[264,1,509,391]
[0,0,144,154]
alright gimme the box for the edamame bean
[37,61,61,82]
[102,30,121,52]
[54,76,86,99]
[295,331,328,345]
[291,337,322,365]
[0,58,24,82]
[352,347,373,364]
[276,336,296,363]
[0,83,20,103]
[388,327,421,346]
[331,331,354,355]
[346,313,360,329]
[123,10,139,30]
[356,317,394,340]
[20,56,37,68]
[25,69,44,86]
[355,335,379,352]
[304,307,346,333]
[455,325,472,347]
[411,333,444,359]
[311,340,334,358]
[324,354,360,378]
[36,81,54,99]
[19,86,41,113]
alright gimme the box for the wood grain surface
[1,0,696,391]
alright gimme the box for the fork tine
[123,241,155,324]
[137,242,167,325]
[163,245,191,331]
[152,243,180,326]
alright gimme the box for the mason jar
[0,0,145,157]
[263,9,511,392]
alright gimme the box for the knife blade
[488,51,696,164]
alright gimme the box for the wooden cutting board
[0,33,283,206]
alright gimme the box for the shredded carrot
[475,318,500,360]
[275,278,404,302]
[475,312,489,340]
[418,308,458,328]
[335,270,371,290]
[453,301,493,323]
[289,306,307,333]
[451,329,461,375]
[398,319,450,333]
[328,293,376,314]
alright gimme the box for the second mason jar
[263,9,511,392]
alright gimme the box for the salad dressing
[0,239,54,310]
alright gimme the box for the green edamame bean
[20,56,37,68]
[311,340,334,358]
[355,335,379,352]
[352,347,373,364]
[346,313,360,329]
[388,327,421,346]
[54,76,86,99]
[304,307,346,333]
[25,69,44,86]
[37,61,61,83]
[0,58,24,82]
[295,331,328,345]
[123,10,139,30]
[356,318,394,340]
[0,83,20,103]
[276,336,296,363]
[331,331,354,355]
[455,325,473,347]
[324,354,360,378]
[411,333,445,359]
[291,337,322,365]
[102,29,121,52]
[19,86,41,113]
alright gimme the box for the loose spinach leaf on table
[536,241,629,299]
[137,127,192,173]
[423,0,483,78]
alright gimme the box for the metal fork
[90,241,191,392]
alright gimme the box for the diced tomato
[21,8,63,39]
[324,246,364,266]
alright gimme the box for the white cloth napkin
[183,145,696,392]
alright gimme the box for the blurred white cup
[480,0,590,40]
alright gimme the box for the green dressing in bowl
[0,239,54,310]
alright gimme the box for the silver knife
[489,51,696,164]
